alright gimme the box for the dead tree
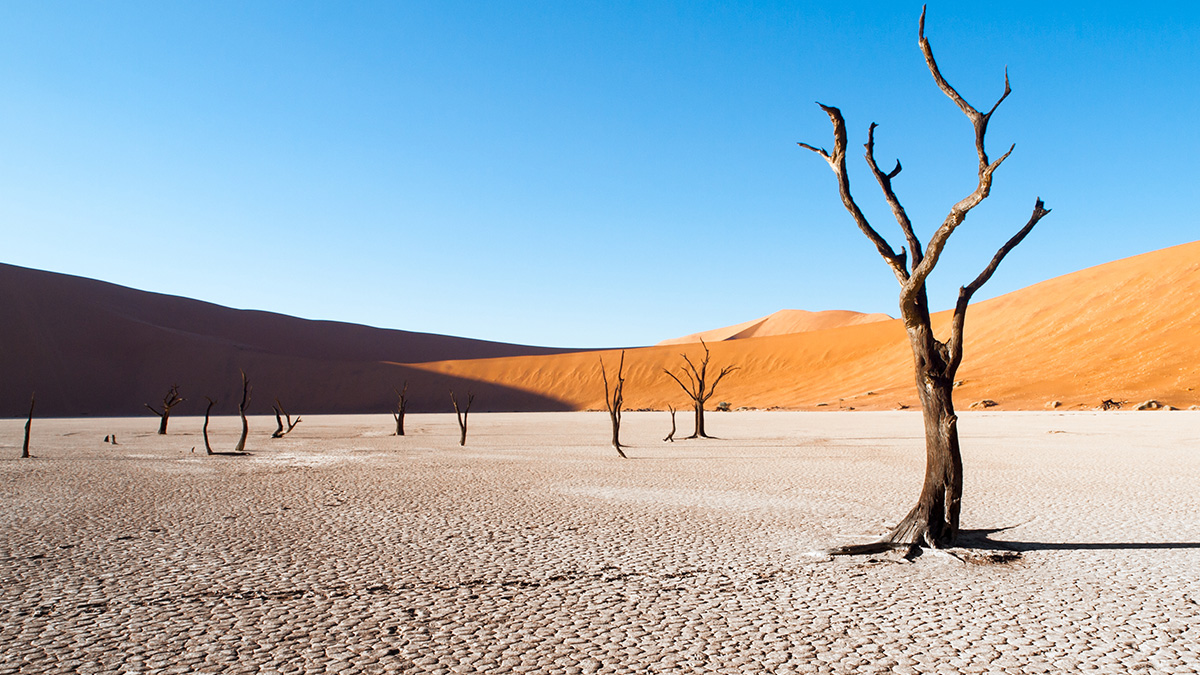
[600,351,628,458]
[144,384,184,435]
[450,390,474,447]
[234,371,252,453]
[393,383,409,436]
[203,397,217,455]
[662,339,739,439]
[799,7,1050,555]
[21,393,34,458]
[271,399,302,438]
[663,405,677,443]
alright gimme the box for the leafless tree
[144,384,184,435]
[600,351,627,458]
[203,397,217,455]
[234,371,252,453]
[662,339,739,439]
[21,393,34,458]
[799,7,1050,555]
[663,405,677,443]
[271,399,302,438]
[450,390,474,447]
[393,383,409,436]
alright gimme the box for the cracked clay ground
[2,411,1198,674]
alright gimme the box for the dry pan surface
[2,411,1198,674]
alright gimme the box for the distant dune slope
[4,241,1198,417]
[0,264,580,416]
[415,241,1200,412]
[658,309,893,345]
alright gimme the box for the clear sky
[2,2,1196,348]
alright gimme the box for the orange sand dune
[658,309,892,345]
[415,241,1200,413]
[4,241,1198,417]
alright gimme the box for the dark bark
[801,7,1049,554]
[393,383,409,436]
[21,394,34,458]
[144,384,184,435]
[663,405,677,443]
[450,390,474,447]
[271,399,302,438]
[600,351,627,458]
[662,339,738,440]
[203,397,216,455]
[234,371,251,453]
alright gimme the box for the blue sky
[2,2,1196,348]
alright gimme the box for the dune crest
[658,309,893,345]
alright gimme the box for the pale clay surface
[2,411,1198,674]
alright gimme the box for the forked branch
[946,198,1051,372]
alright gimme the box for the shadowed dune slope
[0,264,579,416]
[658,309,893,345]
[414,241,1200,412]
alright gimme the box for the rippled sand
[2,411,1198,674]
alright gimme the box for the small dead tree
[600,351,627,458]
[662,339,739,439]
[271,399,302,438]
[144,384,184,435]
[234,371,252,453]
[202,397,217,455]
[799,7,1050,555]
[393,383,409,436]
[450,390,474,447]
[21,393,34,458]
[663,405,677,443]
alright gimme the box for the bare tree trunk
[663,405,677,442]
[600,351,627,458]
[451,390,473,447]
[393,383,408,436]
[691,402,706,440]
[21,394,34,458]
[234,371,251,453]
[203,397,216,455]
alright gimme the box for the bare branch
[662,368,695,397]
[905,6,1020,307]
[864,122,919,273]
[801,104,908,284]
[946,199,1051,373]
[702,365,741,403]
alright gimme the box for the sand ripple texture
[2,411,1198,674]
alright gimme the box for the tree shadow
[957,527,1200,553]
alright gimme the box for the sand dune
[415,241,1200,413]
[0,264,581,417]
[4,241,1198,417]
[658,309,892,345]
